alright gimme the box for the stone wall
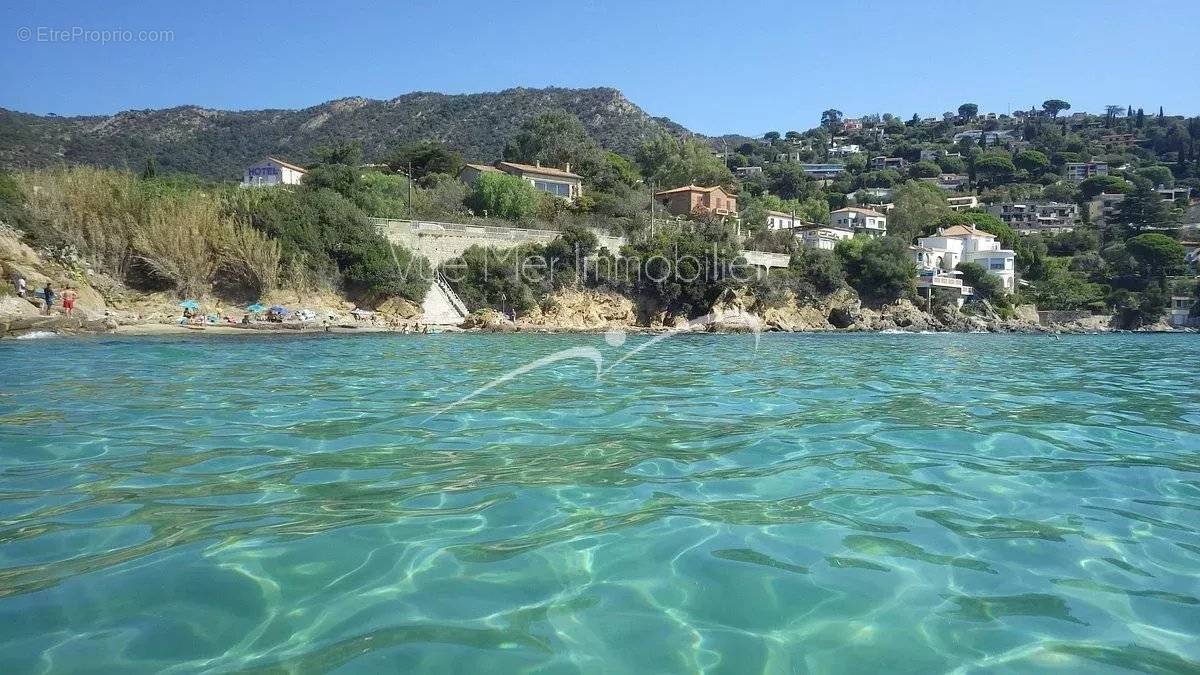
[374,218,626,266]
[1037,310,1094,325]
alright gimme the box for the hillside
[0,87,692,180]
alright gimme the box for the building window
[989,259,1006,270]
[533,180,571,197]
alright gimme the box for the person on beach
[62,286,78,317]
[41,283,54,315]
[14,275,26,298]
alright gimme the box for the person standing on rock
[14,275,26,298]
[41,283,54,315]
[62,286,78,318]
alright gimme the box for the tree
[1136,165,1174,188]
[909,161,941,178]
[1031,259,1106,310]
[764,131,781,143]
[637,136,733,190]
[603,152,641,187]
[1116,178,1173,233]
[1136,108,1145,128]
[1111,286,1167,328]
[385,142,464,181]
[503,111,608,183]
[958,211,1017,250]
[1078,175,1131,199]
[937,154,966,174]
[623,221,744,319]
[236,186,429,303]
[974,153,1016,185]
[466,172,539,220]
[888,181,954,241]
[1104,105,1124,127]
[956,261,1003,301]
[957,103,979,120]
[303,142,364,200]
[821,109,844,132]
[784,131,802,143]
[1042,99,1071,118]
[789,247,844,294]
[1014,149,1050,175]
[1126,233,1186,280]
[835,236,916,303]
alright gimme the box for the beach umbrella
[269,305,288,315]
[179,300,200,310]
[246,303,265,312]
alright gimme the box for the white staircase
[421,273,469,325]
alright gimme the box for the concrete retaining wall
[1037,310,1095,325]
[373,218,625,266]
[373,217,791,270]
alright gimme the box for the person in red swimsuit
[62,286,78,317]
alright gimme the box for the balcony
[916,273,973,295]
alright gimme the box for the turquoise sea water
[1,332,1199,673]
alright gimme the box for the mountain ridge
[0,86,695,179]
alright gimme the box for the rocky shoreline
[1,225,1188,340]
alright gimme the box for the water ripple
[1,332,1199,672]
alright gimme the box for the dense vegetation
[0,148,429,304]
[0,87,686,179]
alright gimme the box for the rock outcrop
[521,289,636,330]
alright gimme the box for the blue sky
[2,0,1198,136]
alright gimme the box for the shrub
[467,172,540,221]
[955,261,1003,302]
[836,236,915,303]
[789,247,843,294]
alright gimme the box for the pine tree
[1136,108,1145,128]
[1157,106,1165,126]
[1117,179,1172,234]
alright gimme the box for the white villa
[765,210,805,231]
[830,207,887,237]
[763,211,853,250]
[911,224,1016,292]
[242,157,307,187]
[797,225,855,250]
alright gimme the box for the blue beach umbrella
[179,300,200,310]
[246,303,265,312]
[269,305,288,315]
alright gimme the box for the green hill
[0,87,691,180]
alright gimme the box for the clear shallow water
[1,332,1199,673]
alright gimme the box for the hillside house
[799,164,845,179]
[654,185,737,218]
[459,161,583,200]
[830,207,887,237]
[870,156,908,171]
[1065,161,1108,181]
[829,143,861,158]
[987,201,1079,234]
[945,195,979,211]
[923,174,968,191]
[242,157,307,187]
[764,210,805,231]
[912,225,1016,291]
